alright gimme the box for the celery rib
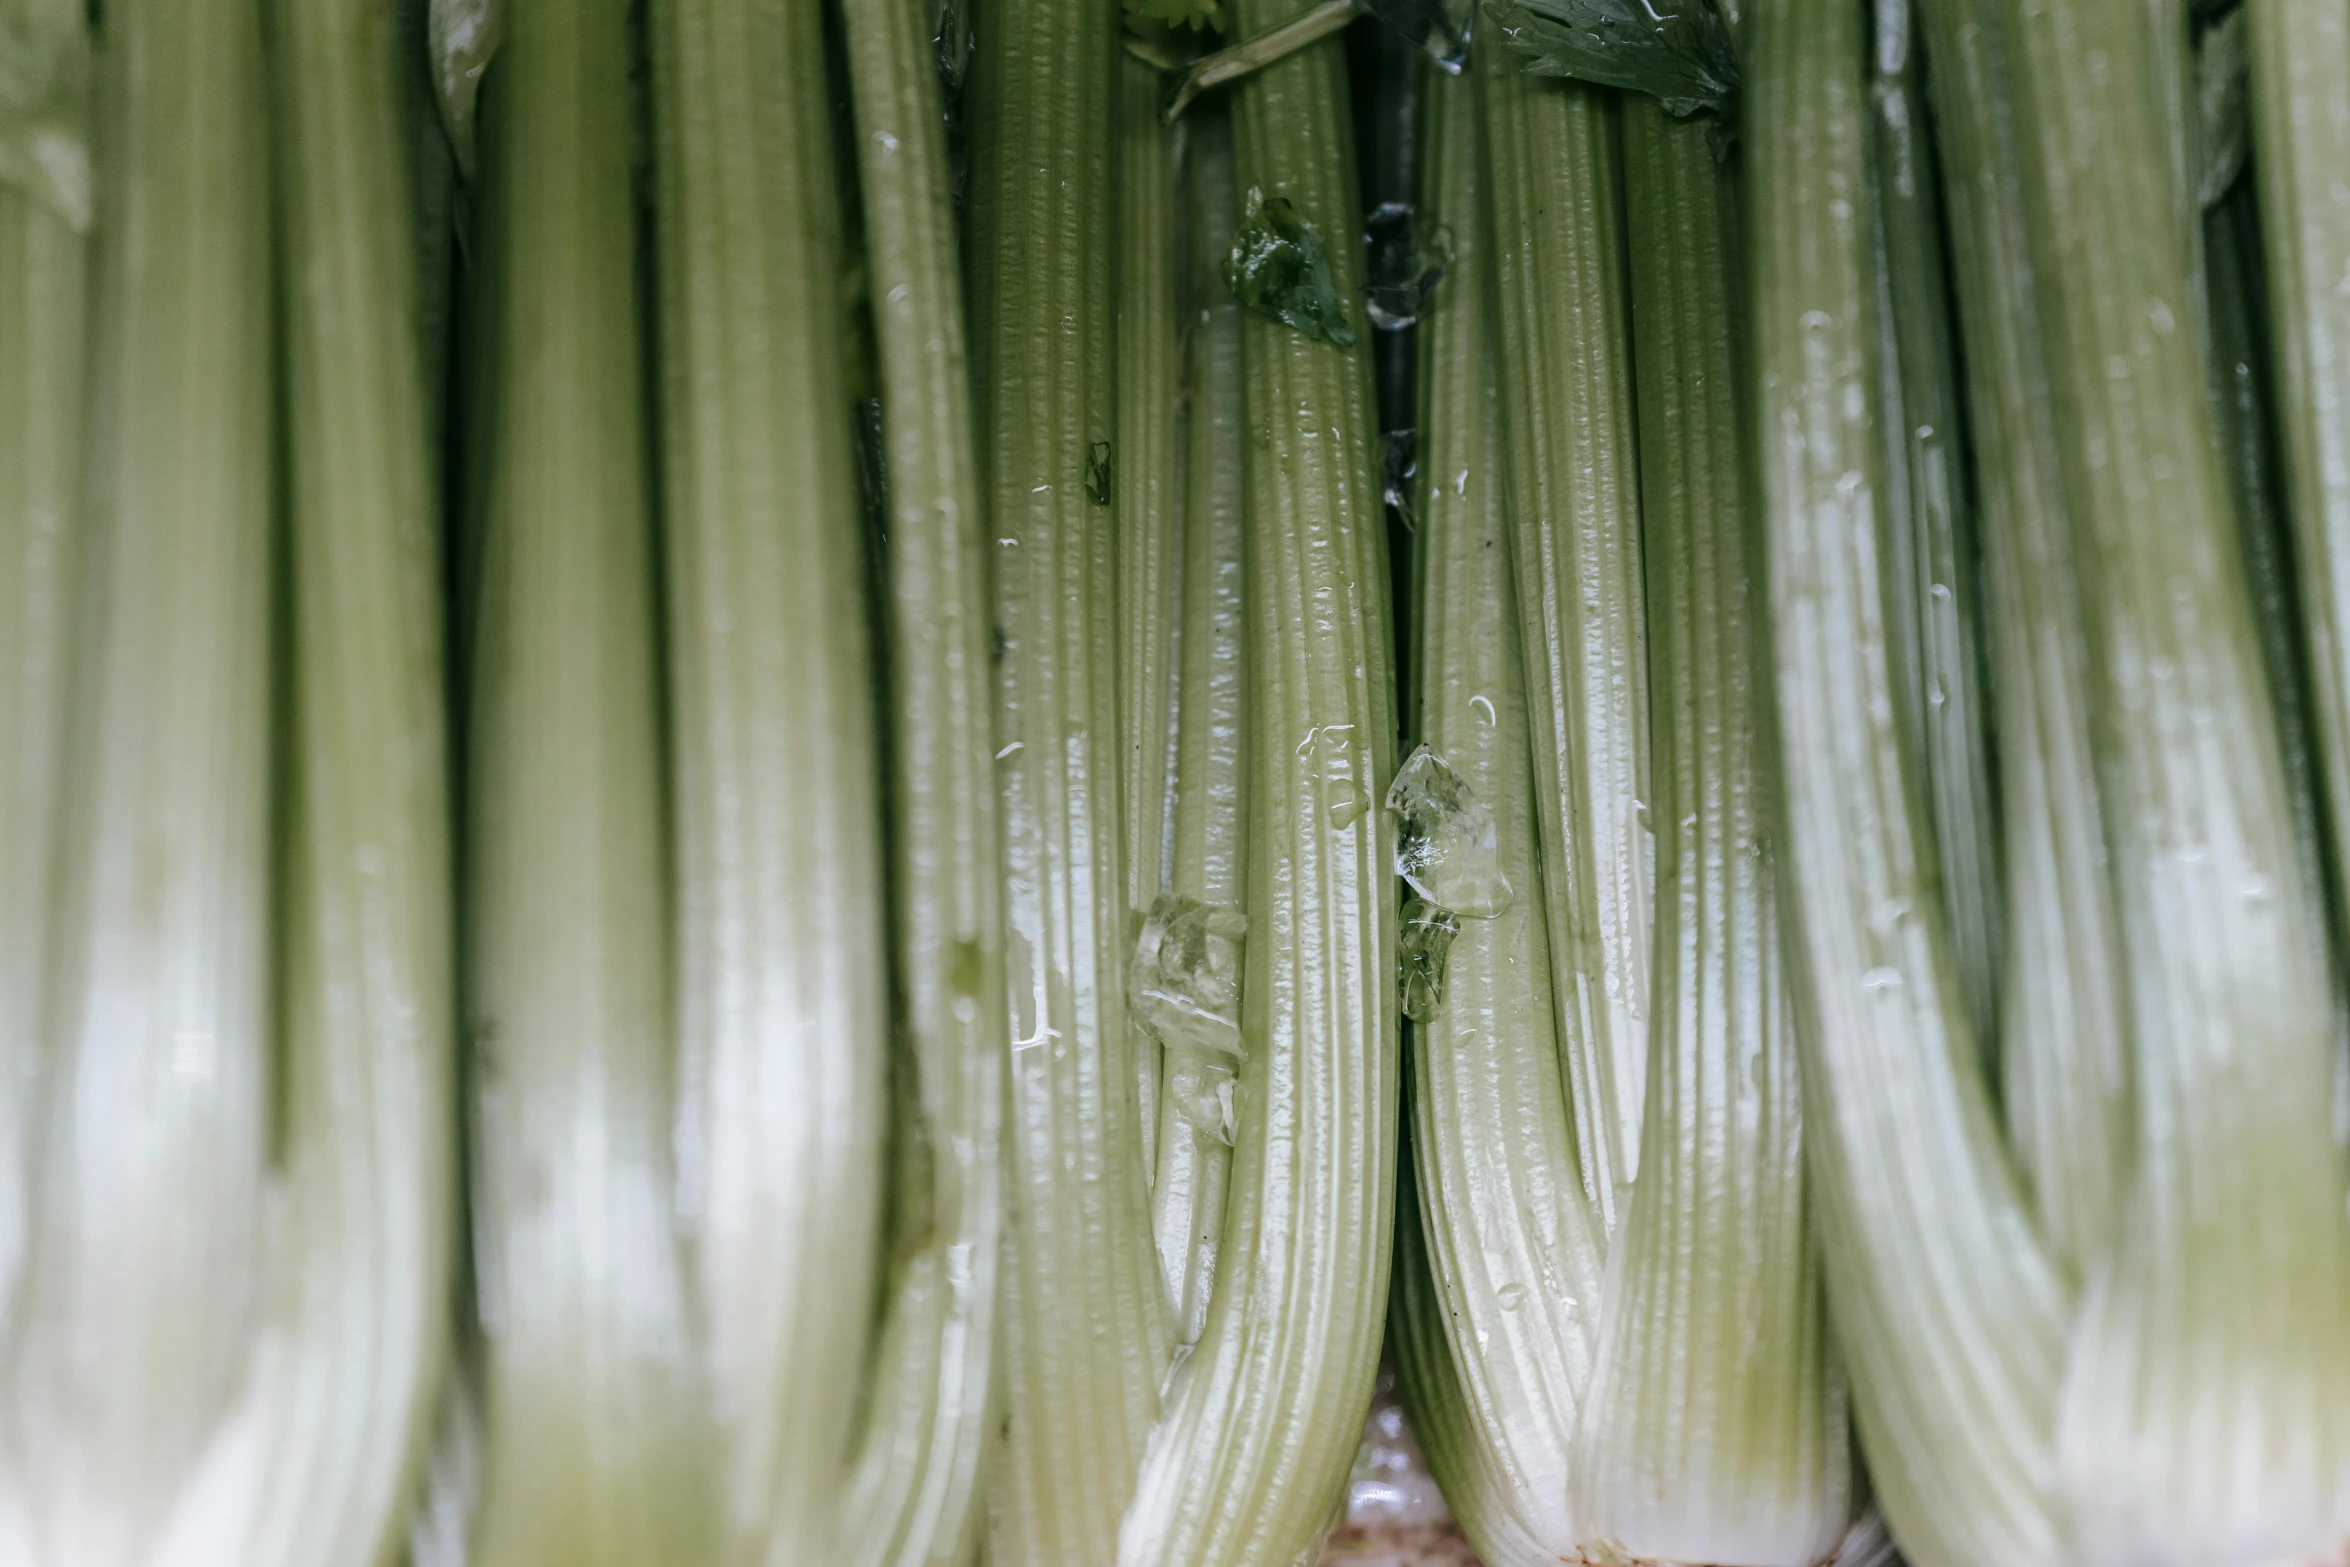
[968,0,1167,1558]
[462,3,714,1560]
[2003,6,2350,1561]
[1912,0,2131,1285]
[1388,62,1593,1567]
[1149,101,1250,1351]
[650,0,891,1557]
[2248,0,2350,979]
[1116,0,1398,1557]
[0,0,85,1333]
[1476,56,1650,1227]
[1118,48,1187,1187]
[838,1,1011,1562]
[1571,98,1852,1567]
[4,1,275,1559]
[1868,7,2003,1060]
[1749,7,2072,1567]
[2204,183,2336,952]
[154,2,460,1560]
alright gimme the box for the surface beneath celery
[1319,1365,1482,1567]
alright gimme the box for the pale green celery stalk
[1387,60,1594,1567]
[1869,1,2002,1055]
[838,0,1009,1559]
[2248,1,2350,979]
[1476,50,1649,1228]
[0,0,87,1330]
[1119,48,1185,1186]
[1911,0,2131,1285]
[2,0,273,1560]
[2003,6,2350,1563]
[2205,184,2337,986]
[1571,98,1853,1567]
[1389,1116,1545,1567]
[143,4,458,1560]
[1116,0,1397,1556]
[651,1,891,1560]
[1149,101,1248,1350]
[1750,6,2073,1567]
[462,3,714,1562]
[967,0,1166,1560]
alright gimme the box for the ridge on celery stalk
[839,0,1010,1561]
[968,0,1167,1559]
[1119,43,1187,1187]
[1869,0,2004,1072]
[1148,98,1251,1355]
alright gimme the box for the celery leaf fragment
[1486,0,1738,118]
[1225,185,1357,347]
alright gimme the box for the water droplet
[1329,792,1368,829]
[1495,1282,1528,1311]
[1860,967,1903,992]
[1470,693,1496,726]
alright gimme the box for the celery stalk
[2002,6,2350,1561]
[1749,6,2074,1567]
[967,0,1167,1558]
[1148,101,1249,1350]
[2247,0,2350,957]
[1119,47,1186,1186]
[838,0,1010,1558]
[1391,1114,1542,1567]
[147,3,459,1557]
[1571,97,1853,1567]
[1388,60,1595,1567]
[3,1,274,1560]
[1476,49,1650,1226]
[1869,2,2003,1056]
[649,0,891,1558]
[462,3,714,1560]
[1116,0,1398,1555]
[1912,0,2132,1284]
[0,0,86,1329]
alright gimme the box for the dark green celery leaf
[1225,185,1358,347]
[1486,0,1738,118]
